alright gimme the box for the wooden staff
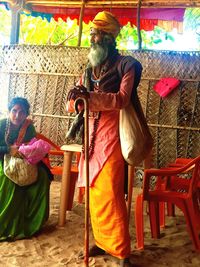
[77,96,89,267]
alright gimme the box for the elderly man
[67,11,151,267]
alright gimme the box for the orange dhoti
[89,144,131,259]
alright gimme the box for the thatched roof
[4,0,200,8]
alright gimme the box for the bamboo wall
[0,45,199,185]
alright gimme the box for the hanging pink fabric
[153,77,180,98]
[19,138,51,164]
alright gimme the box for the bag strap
[16,119,32,145]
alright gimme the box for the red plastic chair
[36,133,80,210]
[159,158,199,227]
[135,155,200,251]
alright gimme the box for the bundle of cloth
[19,137,51,164]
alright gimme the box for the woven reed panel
[0,45,200,171]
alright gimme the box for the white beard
[87,44,108,67]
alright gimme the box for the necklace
[82,112,101,160]
[91,62,109,88]
[83,60,110,159]
[91,76,100,87]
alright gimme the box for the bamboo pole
[148,123,200,131]
[31,114,200,131]
[32,113,73,119]
[137,0,142,50]
[1,70,80,77]
[9,1,22,44]
[2,71,199,82]
[77,0,86,47]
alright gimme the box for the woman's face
[9,104,27,126]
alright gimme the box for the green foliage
[184,8,200,43]
[20,15,80,45]
[0,7,11,44]
[117,23,138,50]
[184,8,200,31]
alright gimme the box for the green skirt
[0,161,50,241]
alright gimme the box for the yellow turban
[91,11,121,38]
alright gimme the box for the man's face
[90,28,104,45]
[88,28,114,67]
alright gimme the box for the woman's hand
[9,145,24,158]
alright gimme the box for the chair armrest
[49,150,64,156]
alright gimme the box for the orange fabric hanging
[157,20,183,33]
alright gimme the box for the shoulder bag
[119,102,153,166]
[4,119,38,186]
[4,154,38,186]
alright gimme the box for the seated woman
[0,97,51,241]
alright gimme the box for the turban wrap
[91,11,121,38]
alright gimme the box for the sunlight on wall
[0,75,8,116]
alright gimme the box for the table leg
[127,165,135,224]
[58,151,73,227]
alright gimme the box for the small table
[58,144,82,227]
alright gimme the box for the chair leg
[159,202,165,228]
[167,203,176,217]
[135,194,144,250]
[149,201,160,239]
[182,199,200,251]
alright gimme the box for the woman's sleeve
[88,68,135,112]
[0,120,9,154]
[0,145,9,154]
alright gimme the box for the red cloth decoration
[31,6,185,32]
[33,7,185,22]
[153,77,180,98]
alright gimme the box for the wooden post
[137,0,142,50]
[10,4,21,44]
[77,0,86,47]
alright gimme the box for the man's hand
[67,85,90,101]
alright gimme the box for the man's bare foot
[89,245,106,256]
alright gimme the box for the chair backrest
[143,155,200,198]
[36,132,61,151]
[36,132,80,173]
[36,132,64,170]
[189,156,200,197]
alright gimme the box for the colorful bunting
[0,2,185,32]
